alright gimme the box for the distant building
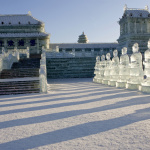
[49,43,118,55]
[0,12,50,54]
[78,32,89,43]
[117,5,150,54]
[50,32,118,56]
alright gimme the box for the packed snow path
[0,78,150,150]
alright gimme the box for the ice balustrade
[0,47,20,72]
[17,47,30,59]
[46,48,98,58]
[0,47,30,72]
[39,46,47,93]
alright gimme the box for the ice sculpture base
[97,78,103,83]
[93,78,98,83]
[102,79,109,85]
[116,81,126,88]
[108,80,116,86]
[93,77,104,84]
[139,85,150,93]
[126,83,140,90]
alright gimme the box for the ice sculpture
[108,50,119,86]
[93,56,100,82]
[96,55,106,83]
[102,53,111,85]
[139,40,150,93]
[116,47,130,88]
[126,43,143,89]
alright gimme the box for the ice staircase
[0,58,41,95]
[46,57,96,78]
[11,58,40,69]
[0,68,39,79]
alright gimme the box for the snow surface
[0,77,39,82]
[0,78,150,150]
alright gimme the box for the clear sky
[0,0,150,43]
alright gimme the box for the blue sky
[0,0,150,43]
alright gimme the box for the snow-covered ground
[0,78,150,150]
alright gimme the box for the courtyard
[0,78,150,149]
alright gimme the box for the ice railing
[39,47,47,93]
[0,47,19,72]
[17,47,30,58]
[46,49,97,58]
[0,47,30,72]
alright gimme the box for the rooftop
[0,12,43,26]
[123,5,150,18]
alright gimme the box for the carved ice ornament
[122,47,127,55]
[132,43,139,53]
[101,55,105,61]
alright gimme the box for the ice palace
[0,5,150,150]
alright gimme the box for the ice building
[117,5,150,54]
[0,11,50,54]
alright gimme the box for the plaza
[0,78,150,149]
